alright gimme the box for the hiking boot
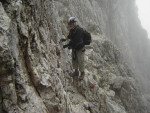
[79,71,85,80]
[72,69,79,76]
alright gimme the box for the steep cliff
[0,0,149,113]
[55,0,150,92]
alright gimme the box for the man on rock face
[61,17,85,80]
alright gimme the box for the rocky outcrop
[55,0,150,92]
[0,0,149,113]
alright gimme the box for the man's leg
[72,49,79,76]
[77,48,85,79]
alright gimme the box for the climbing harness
[73,49,77,60]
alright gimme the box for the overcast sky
[136,0,150,38]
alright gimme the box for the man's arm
[60,31,70,42]
[66,36,69,40]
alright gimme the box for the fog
[136,0,150,38]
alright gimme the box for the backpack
[82,29,92,45]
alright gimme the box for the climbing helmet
[68,17,77,25]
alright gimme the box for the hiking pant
[72,47,85,72]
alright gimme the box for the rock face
[0,0,150,113]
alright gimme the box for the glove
[60,38,66,42]
[68,46,72,49]
[63,44,69,48]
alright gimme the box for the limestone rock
[0,0,149,113]
[0,2,11,31]
[112,76,125,90]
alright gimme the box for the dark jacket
[68,25,84,50]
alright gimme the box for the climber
[60,17,85,80]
